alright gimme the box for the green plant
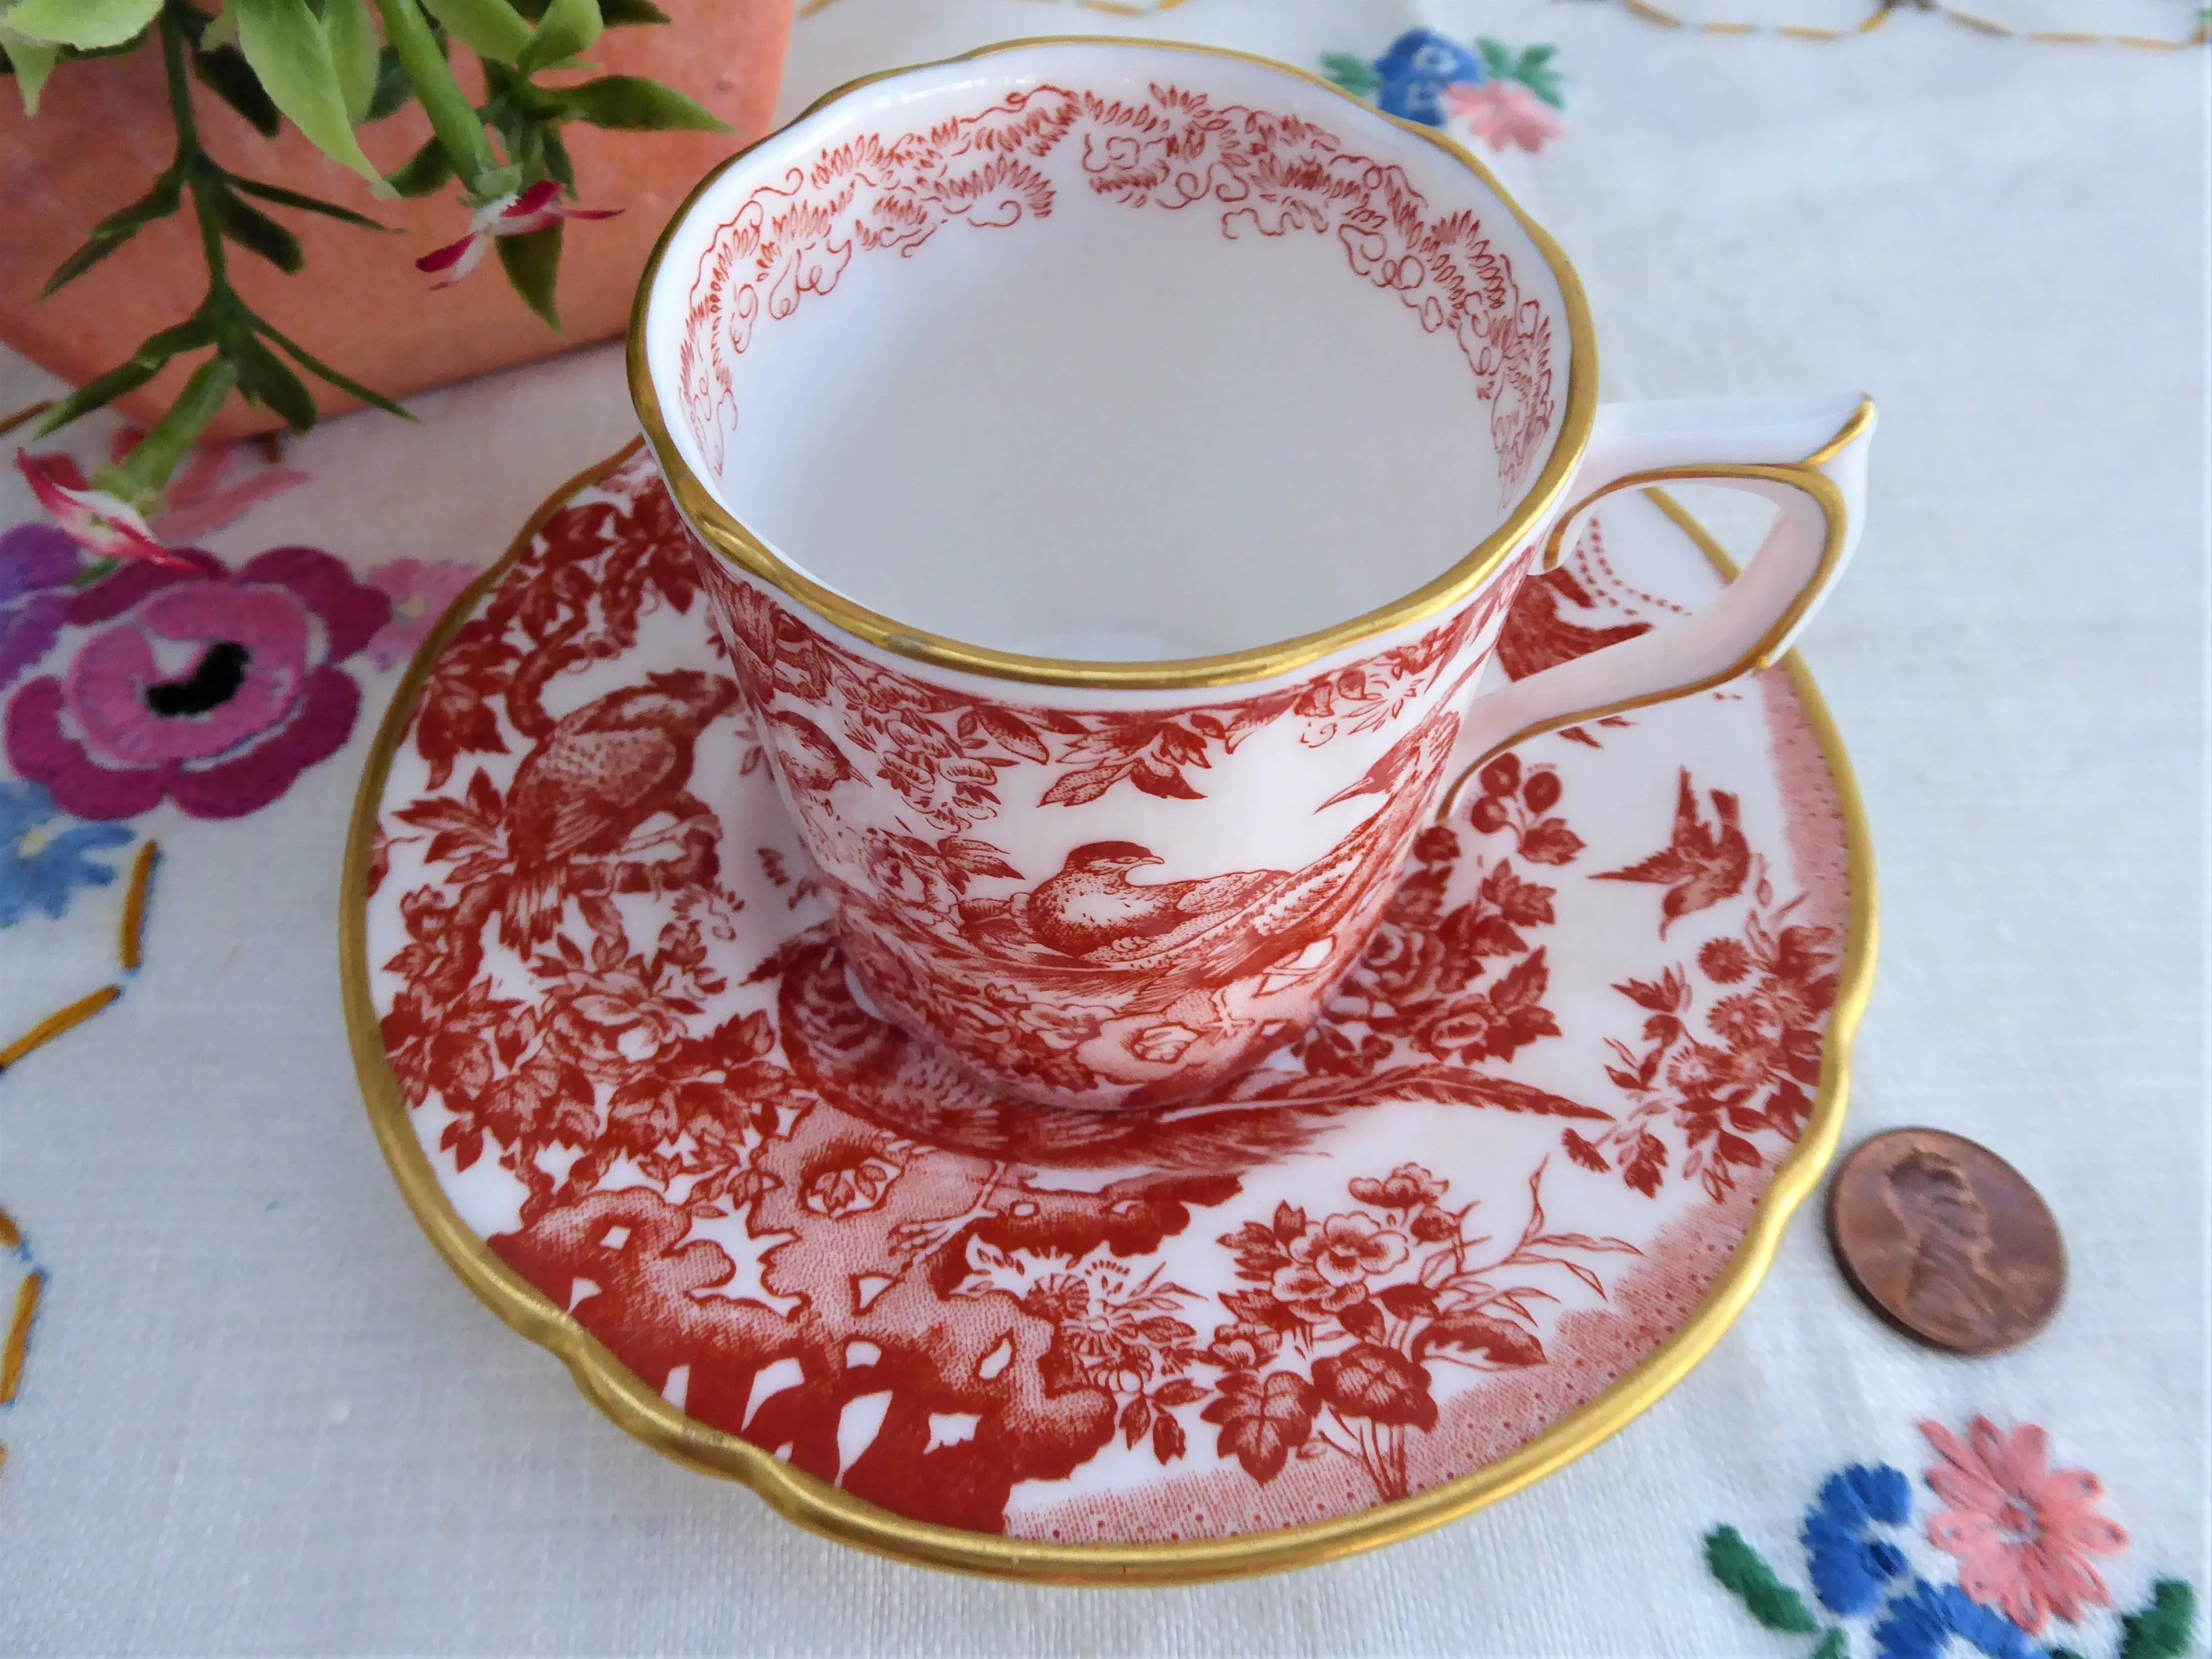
[0,0,725,519]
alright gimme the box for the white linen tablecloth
[0,1,2203,1651]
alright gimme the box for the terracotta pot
[0,0,792,439]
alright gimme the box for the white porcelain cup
[630,36,1874,1112]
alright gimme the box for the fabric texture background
[0,1,2203,1652]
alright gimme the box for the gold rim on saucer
[339,443,1877,1586]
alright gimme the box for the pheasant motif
[1592,767,1750,935]
[499,669,741,946]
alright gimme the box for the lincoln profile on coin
[1883,1146,2004,1346]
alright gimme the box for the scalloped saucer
[342,445,1873,1583]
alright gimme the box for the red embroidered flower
[1920,1417,2129,1635]
[2,546,388,820]
[1443,82,1563,155]
[416,181,621,288]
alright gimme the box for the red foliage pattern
[679,83,1558,483]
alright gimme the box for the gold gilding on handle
[341,447,1879,1586]
[628,36,1601,694]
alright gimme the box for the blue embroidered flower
[0,522,80,695]
[0,778,133,927]
[1804,1463,1914,1614]
[1372,29,1485,127]
[1873,1579,2041,1659]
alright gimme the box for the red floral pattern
[363,452,1854,1544]
[679,82,1560,484]
[702,524,1528,1110]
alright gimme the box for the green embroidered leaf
[2120,1580,2199,1659]
[2047,1648,2086,1659]
[237,0,391,191]
[214,189,305,272]
[1319,51,1379,99]
[545,73,725,131]
[2,27,60,112]
[1703,1527,1819,1635]
[418,0,529,62]
[516,0,598,75]
[42,171,184,295]
[324,0,381,123]
[228,174,388,229]
[1475,38,1565,110]
[2,0,160,49]
[1810,1631,1847,1659]
[496,221,562,327]
[191,41,284,135]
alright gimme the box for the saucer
[342,445,1873,1583]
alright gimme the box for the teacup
[630,37,1873,1111]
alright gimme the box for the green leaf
[324,0,379,122]
[1318,51,1378,99]
[192,41,283,134]
[546,72,724,131]
[2120,1580,2199,1659]
[257,318,412,416]
[214,188,305,271]
[595,0,665,23]
[382,134,453,195]
[236,0,392,190]
[496,220,561,327]
[1810,1632,1846,1659]
[3,0,160,49]
[34,318,217,435]
[43,171,186,296]
[515,0,596,73]
[363,42,409,117]
[2,27,61,112]
[418,0,527,62]
[227,173,388,228]
[539,123,572,189]
[226,328,318,430]
[1702,1528,1819,1636]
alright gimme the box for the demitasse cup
[630,37,1873,1112]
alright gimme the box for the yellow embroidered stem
[119,840,160,974]
[0,1273,42,1405]
[0,1206,19,1253]
[0,401,53,439]
[0,987,123,1075]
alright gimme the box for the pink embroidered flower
[364,558,478,670]
[15,450,194,571]
[112,433,310,545]
[1443,82,1563,154]
[416,181,622,288]
[3,545,389,820]
[1920,1417,2129,1634]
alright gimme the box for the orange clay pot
[0,0,792,439]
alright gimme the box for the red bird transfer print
[500,669,741,945]
[1592,767,1750,935]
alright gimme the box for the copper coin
[1827,1128,2066,1356]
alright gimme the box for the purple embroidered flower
[363,558,479,671]
[3,545,389,821]
[0,522,80,694]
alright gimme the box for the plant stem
[157,8,226,290]
[100,356,241,507]
[373,0,504,193]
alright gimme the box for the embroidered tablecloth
[1,1,2203,1652]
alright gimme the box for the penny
[1827,1128,2066,1356]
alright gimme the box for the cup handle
[1437,391,1875,821]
